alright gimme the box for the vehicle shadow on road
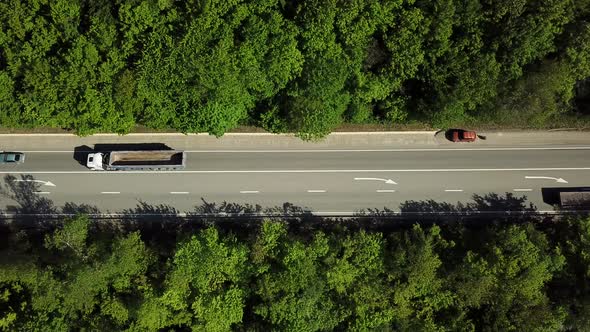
[73,143,174,167]
[73,145,92,166]
[92,143,172,152]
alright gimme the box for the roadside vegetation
[1,0,590,138]
[1,213,590,331]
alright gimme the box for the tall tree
[252,221,345,331]
[451,225,566,331]
[285,0,350,139]
[136,227,250,331]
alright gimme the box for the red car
[446,129,477,142]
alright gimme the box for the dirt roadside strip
[0,131,589,151]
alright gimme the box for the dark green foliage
[3,214,590,330]
[0,216,156,330]
[1,0,589,137]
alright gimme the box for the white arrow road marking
[354,177,397,184]
[525,176,568,183]
[13,179,56,187]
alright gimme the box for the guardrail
[1,210,588,219]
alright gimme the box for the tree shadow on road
[0,174,57,215]
[115,199,326,250]
[0,175,585,239]
[397,192,536,214]
[191,199,322,231]
[61,202,101,215]
[0,174,103,230]
[0,175,58,230]
[0,173,325,234]
[354,192,547,231]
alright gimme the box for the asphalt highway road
[1,138,590,214]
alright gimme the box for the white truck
[86,150,186,171]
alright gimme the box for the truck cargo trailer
[86,150,186,171]
[559,191,590,208]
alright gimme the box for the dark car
[445,129,477,142]
[0,152,25,164]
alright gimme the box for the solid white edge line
[239,191,260,194]
[170,192,189,194]
[35,191,51,194]
[100,191,120,194]
[307,190,327,193]
[185,147,590,152]
[445,189,464,192]
[2,167,590,174]
[17,146,590,153]
[514,189,533,192]
[376,190,396,193]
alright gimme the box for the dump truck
[559,191,590,208]
[86,150,186,171]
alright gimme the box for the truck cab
[86,153,104,171]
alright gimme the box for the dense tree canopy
[2,214,590,330]
[0,0,589,137]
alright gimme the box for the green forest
[1,214,590,331]
[1,0,590,138]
